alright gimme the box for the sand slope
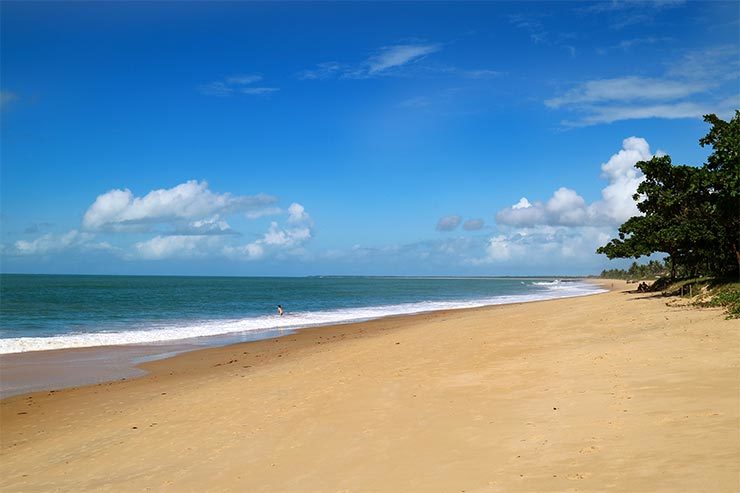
[1,281,738,492]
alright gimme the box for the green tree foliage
[700,113,740,276]
[597,111,740,279]
[600,260,668,280]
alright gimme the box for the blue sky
[1,1,738,276]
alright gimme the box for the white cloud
[240,87,280,95]
[463,219,485,231]
[245,207,282,219]
[462,69,502,79]
[582,0,685,14]
[200,74,278,96]
[180,215,235,235]
[485,235,513,261]
[300,43,441,80]
[496,136,654,227]
[11,184,312,263]
[226,75,263,85]
[224,203,313,261]
[262,221,311,247]
[436,215,462,231]
[472,226,617,267]
[590,136,652,223]
[13,230,114,256]
[668,46,739,82]
[548,45,738,126]
[579,0,686,29]
[132,227,312,262]
[614,36,673,51]
[287,202,310,224]
[508,14,549,44]
[297,62,344,80]
[512,198,532,209]
[546,77,707,108]
[564,101,720,127]
[133,235,221,260]
[365,44,440,75]
[82,180,277,231]
[298,44,500,84]
[200,82,233,97]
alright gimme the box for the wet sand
[1,281,738,492]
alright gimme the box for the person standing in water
[277,305,284,316]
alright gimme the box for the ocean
[0,274,604,355]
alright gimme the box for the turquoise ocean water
[0,275,604,354]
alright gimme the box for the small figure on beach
[277,304,284,316]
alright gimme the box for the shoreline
[3,280,736,491]
[0,281,607,398]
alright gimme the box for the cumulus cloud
[82,180,277,231]
[287,203,311,224]
[472,226,616,267]
[177,215,236,236]
[436,215,462,231]
[133,205,313,261]
[463,219,485,231]
[133,235,222,260]
[496,136,654,228]
[11,181,313,263]
[262,221,311,247]
[484,235,513,261]
[224,203,313,261]
[13,230,113,256]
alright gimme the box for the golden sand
[1,281,738,492]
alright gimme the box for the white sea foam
[0,281,605,354]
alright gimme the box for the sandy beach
[0,280,738,492]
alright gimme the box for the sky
[1,1,738,276]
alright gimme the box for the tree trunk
[733,242,740,281]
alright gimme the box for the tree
[597,112,739,280]
[597,156,712,278]
[699,111,740,278]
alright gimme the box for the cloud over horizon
[223,203,313,261]
[436,215,462,231]
[9,180,313,263]
[469,136,664,267]
[82,180,278,232]
[496,136,653,228]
